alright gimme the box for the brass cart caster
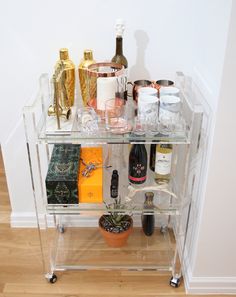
[45,273,57,284]
[170,276,181,288]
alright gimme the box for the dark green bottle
[111,19,128,68]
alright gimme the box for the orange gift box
[78,147,103,203]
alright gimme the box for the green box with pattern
[46,144,81,204]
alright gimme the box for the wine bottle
[154,144,173,184]
[78,49,96,106]
[111,19,128,68]
[128,144,147,184]
[110,170,119,199]
[149,144,156,172]
[141,192,155,236]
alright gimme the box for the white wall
[186,1,236,293]
[0,0,195,215]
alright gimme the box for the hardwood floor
[0,148,232,297]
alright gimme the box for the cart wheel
[49,274,57,284]
[57,225,65,233]
[170,276,181,288]
[160,225,168,234]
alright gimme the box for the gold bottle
[78,49,96,106]
[55,48,75,107]
[48,49,75,125]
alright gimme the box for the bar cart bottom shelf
[45,226,181,287]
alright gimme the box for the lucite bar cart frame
[23,71,204,287]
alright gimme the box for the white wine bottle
[154,144,173,184]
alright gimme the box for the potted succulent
[99,197,133,248]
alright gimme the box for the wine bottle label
[155,152,172,175]
[128,175,146,182]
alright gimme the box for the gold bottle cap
[59,48,69,60]
[84,49,93,60]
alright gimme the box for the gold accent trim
[87,62,124,78]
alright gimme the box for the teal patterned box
[46,144,81,204]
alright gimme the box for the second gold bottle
[78,49,96,106]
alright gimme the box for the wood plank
[0,294,235,297]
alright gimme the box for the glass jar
[86,62,126,119]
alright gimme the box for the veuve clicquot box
[45,144,81,204]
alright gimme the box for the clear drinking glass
[159,95,181,133]
[105,98,131,134]
[77,107,99,133]
[138,94,159,134]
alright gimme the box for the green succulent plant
[102,196,132,232]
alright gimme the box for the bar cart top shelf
[23,72,203,145]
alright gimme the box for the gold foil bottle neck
[84,49,93,61]
[59,48,69,60]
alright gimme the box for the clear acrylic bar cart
[23,72,205,287]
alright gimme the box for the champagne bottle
[55,48,75,107]
[154,144,173,184]
[141,192,155,236]
[128,144,147,184]
[111,19,128,68]
[78,49,96,106]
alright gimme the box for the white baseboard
[11,212,39,228]
[185,270,236,294]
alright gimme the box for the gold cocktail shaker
[78,49,96,106]
[48,49,75,126]
[55,48,75,107]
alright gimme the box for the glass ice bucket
[86,62,126,118]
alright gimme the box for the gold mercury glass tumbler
[78,49,96,106]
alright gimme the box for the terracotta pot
[99,215,133,248]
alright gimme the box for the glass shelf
[50,226,174,271]
[46,204,181,216]
[36,107,189,144]
[46,165,186,216]
[23,72,202,145]
[37,125,190,145]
